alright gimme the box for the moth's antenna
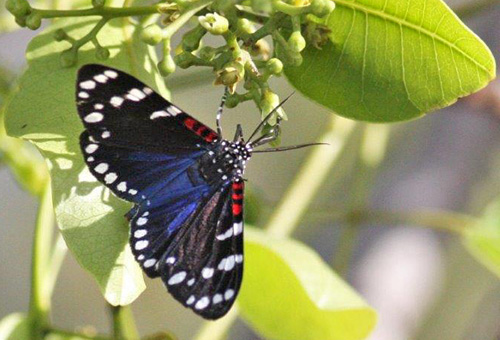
[247,92,294,143]
[216,87,229,137]
[252,143,329,153]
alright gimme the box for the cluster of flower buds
[5,0,41,30]
[8,0,337,142]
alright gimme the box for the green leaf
[239,227,377,340]
[463,199,500,279]
[4,15,168,305]
[0,314,29,340]
[285,0,496,122]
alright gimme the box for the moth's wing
[76,64,218,153]
[130,181,245,319]
[77,64,218,203]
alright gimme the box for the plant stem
[47,328,111,340]
[304,208,475,235]
[273,0,310,16]
[350,209,475,235]
[29,181,54,339]
[111,305,140,340]
[45,233,68,295]
[332,124,390,275]
[162,0,212,39]
[33,4,164,19]
[74,17,108,49]
[266,116,357,237]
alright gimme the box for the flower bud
[158,55,176,76]
[92,0,106,8]
[141,24,163,46]
[53,29,67,41]
[174,52,194,69]
[60,48,77,68]
[6,0,31,17]
[95,46,110,60]
[215,62,244,86]
[266,58,283,75]
[260,90,285,126]
[198,12,228,35]
[15,16,26,27]
[182,25,206,52]
[25,13,42,30]
[250,39,271,59]
[275,42,303,66]
[288,31,306,52]
[236,18,255,35]
[311,0,335,17]
[198,46,216,61]
[225,94,240,108]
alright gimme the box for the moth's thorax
[199,140,252,184]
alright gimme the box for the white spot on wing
[78,91,89,98]
[128,189,138,195]
[235,254,243,263]
[137,254,145,261]
[110,96,124,107]
[224,289,235,300]
[143,87,153,95]
[134,229,147,238]
[85,144,98,154]
[94,74,108,83]
[166,105,182,116]
[117,181,127,192]
[166,257,176,264]
[135,240,148,250]
[84,112,104,123]
[136,217,148,226]
[195,297,210,310]
[80,80,96,89]
[216,228,233,241]
[104,70,118,78]
[187,278,195,286]
[202,267,214,279]
[101,131,110,139]
[143,259,157,268]
[168,271,186,285]
[186,295,195,305]
[94,103,104,110]
[104,172,117,184]
[213,294,223,304]
[129,88,146,100]
[233,222,243,236]
[150,110,169,119]
[94,163,108,174]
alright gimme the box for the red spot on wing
[232,193,243,200]
[184,118,196,129]
[232,203,242,216]
[196,125,207,135]
[205,132,217,142]
[232,182,244,190]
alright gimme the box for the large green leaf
[463,199,500,279]
[239,228,377,340]
[0,314,29,340]
[285,0,496,122]
[4,13,168,305]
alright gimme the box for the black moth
[76,64,320,319]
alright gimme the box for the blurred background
[1,0,499,339]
